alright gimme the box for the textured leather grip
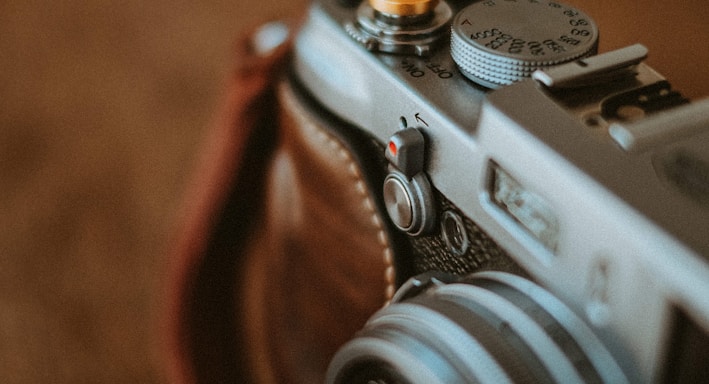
[239,78,395,383]
[164,25,397,382]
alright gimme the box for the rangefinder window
[488,161,559,253]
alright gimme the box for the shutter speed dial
[451,0,599,88]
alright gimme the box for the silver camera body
[291,0,709,382]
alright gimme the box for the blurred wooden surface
[0,1,705,383]
[571,0,709,100]
[0,1,306,382]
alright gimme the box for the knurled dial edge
[450,0,599,88]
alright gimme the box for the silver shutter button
[383,127,436,236]
[383,176,413,229]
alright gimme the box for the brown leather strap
[163,21,394,383]
[162,24,294,384]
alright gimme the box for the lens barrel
[327,272,628,384]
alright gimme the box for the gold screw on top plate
[369,0,439,16]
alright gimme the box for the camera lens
[337,361,410,384]
[327,272,628,383]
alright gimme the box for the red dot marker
[388,141,397,157]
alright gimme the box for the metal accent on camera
[450,0,598,88]
[383,127,436,235]
[345,0,452,56]
[533,45,693,149]
[533,44,648,89]
[609,99,709,153]
[441,210,470,256]
[370,0,439,16]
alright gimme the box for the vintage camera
[288,0,709,382]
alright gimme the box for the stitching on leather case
[280,81,396,302]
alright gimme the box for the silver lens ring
[435,283,585,383]
[464,272,628,384]
[327,302,512,383]
[326,271,628,384]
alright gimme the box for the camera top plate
[293,0,709,259]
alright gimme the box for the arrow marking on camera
[415,113,429,127]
